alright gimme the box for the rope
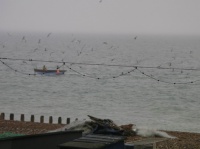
[0,59,36,76]
[1,57,200,71]
[0,57,200,84]
[135,67,198,85]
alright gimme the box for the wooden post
[30,115,34,122]
[40,116,44,123]
[66,118,70,124]
[21,114,25,122]
[58,117,62,124]
[49,116,53,124]
[0,113,5,120]
[10,113,14,120]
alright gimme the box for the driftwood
[87,115,136,136]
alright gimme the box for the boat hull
[34,69,66,75]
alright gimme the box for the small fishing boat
[34,68,66,75]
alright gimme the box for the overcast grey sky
[0,0,200,35]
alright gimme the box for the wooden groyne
[0,112,71,124]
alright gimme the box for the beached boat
[34,69,66,75]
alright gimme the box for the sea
[0,31,200,133]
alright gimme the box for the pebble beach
[0,119,200,149]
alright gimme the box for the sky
[0,0,200,35]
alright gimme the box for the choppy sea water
[0,32,200,133]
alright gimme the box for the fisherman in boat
[56,66,60,74]
[43,65,47,71]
